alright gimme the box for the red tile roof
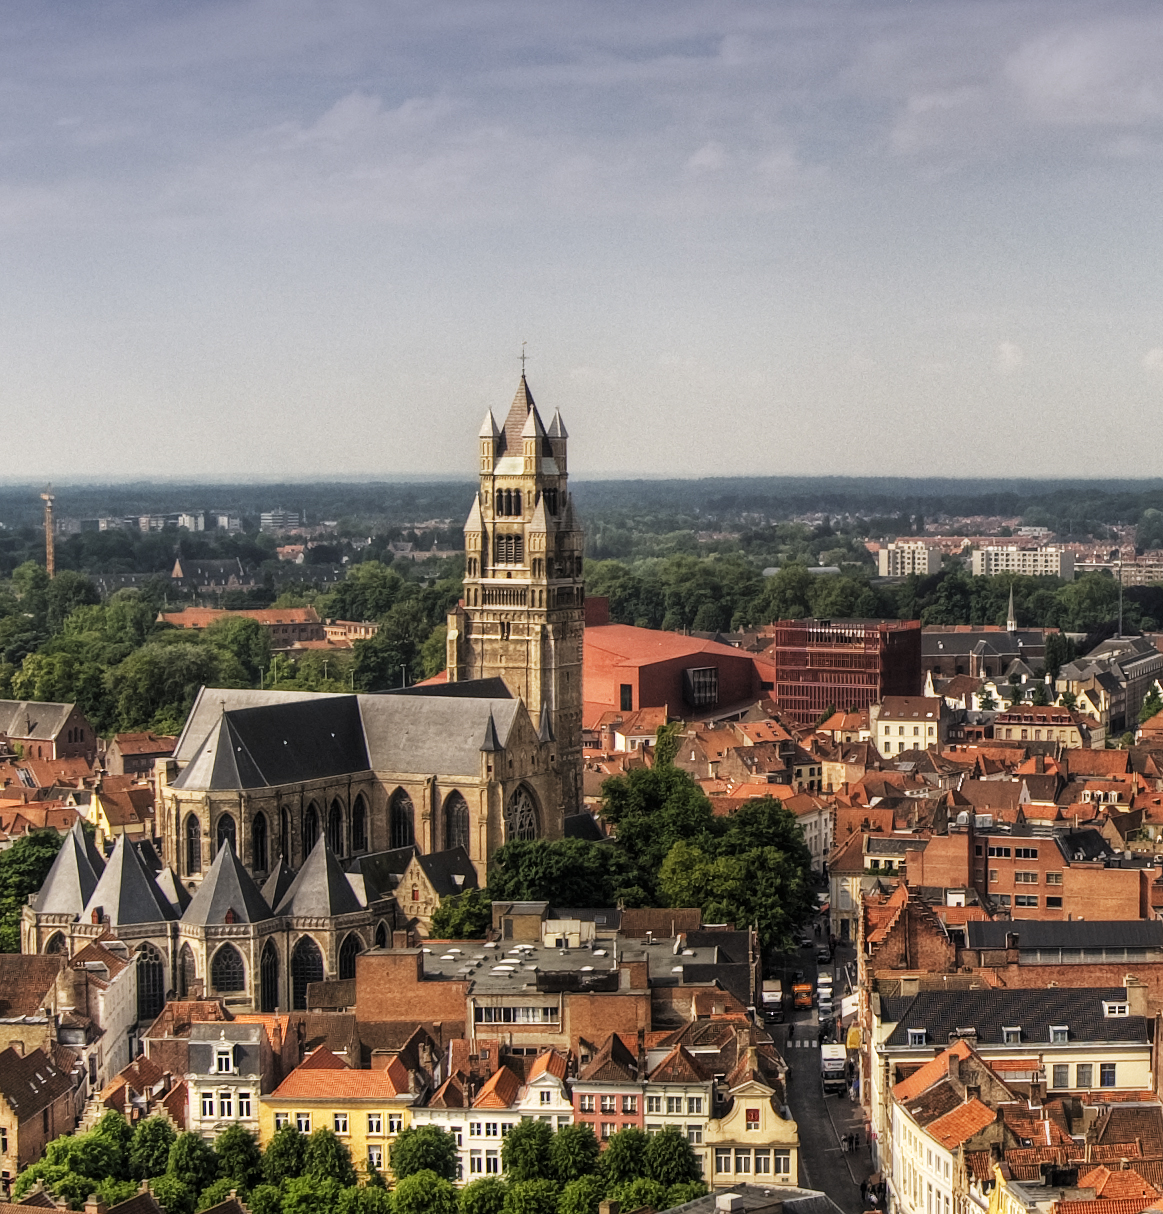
[273,1055,409,1100]
[893,1040,973,1102]
[924,1098,997,1148]
[473,1065,521,1109]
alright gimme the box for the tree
[459,1177,508,1214]
[430,888,492,939]
[486,839,635,908]
[150,1173,196,1214]
[198,1179,241,1211]
[353,600,433,690]
[499,1180,560,1214]
[283,1176,344,1214]
[167,1132,219,1195]
[653,723,680,768]
[598,1129,647,1186]
[247,1184,283,1214]
[109,641,225,734]
[303,1128,357,1187]
[389,1126,459,1182]
[393,1170,457,1214]
[1031,682,1051,707]
[262,1124,307,1186]
[607,1179,666,1212]
[0,828,64,951]
[977,689,997,711]
[1140,684,1163,725]
[667,1181,708,1206]
[215,1124,263,1189]
[643,1128,700,1186]
[130,1117,177,1180]
[204,616,271,685]
[557,1176,606,1214]
[548,1124,600,1184]
[501,1120,554,1182]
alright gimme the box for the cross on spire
[520,341,528,376]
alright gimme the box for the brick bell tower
[447,374,585,821]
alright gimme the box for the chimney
[1126,978,1149,1019]
[84,1200,108,1214]
[599,1203,621,1214]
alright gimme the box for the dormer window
[1104,1002,1129,1018]
[1050,1026,1068,1044]
[1003,1027,1021,1045]
[908,1029,927,1047]
[216,1049,232,1074]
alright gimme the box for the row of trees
[18,1111,704,1214]
[586,555,1163,639]
[388,1121,705,1214]
[434,745,816,950]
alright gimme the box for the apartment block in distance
[770,618,922,726]
[877,542,942,578]
[970,545,1075,580]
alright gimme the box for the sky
[3,1,1163,480]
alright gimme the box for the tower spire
[1006,584,1016,633]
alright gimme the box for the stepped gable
[261,857,296,909]
[83,834,176,926]
[274,835,363,918]
[182,841,273,925]
[172,697,369,791]
[33,819,102,914]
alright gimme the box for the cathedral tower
[447,375,584,820]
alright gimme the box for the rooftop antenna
[40,486,55,579]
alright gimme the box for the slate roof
[182,841,273,925]
[174,686,525,784]
[275,836,363,918]
[83,834,177,926]
[882,988,1148,1048]
[0,701,76,742]
[0,1044,76,1118]
[966,921,1163,951]
[345,847,415,900]
[172,697,370,791]
[33,818,102,914]
[261,858,296,909]
[154,867,192,915]
[415,848,479,898]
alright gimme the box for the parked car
[816,946,831,963]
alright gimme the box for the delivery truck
[821,1043,847,1094]
[761,979,784,1022]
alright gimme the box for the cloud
[1142,348,1163,370]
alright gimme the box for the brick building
[769,619,921,726]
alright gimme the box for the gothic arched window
[352,794,368,852]
[252,813,268,871]
[328,801,343,855]
[280,808,290,859]
[136,943,165,1023]
[291,936,324,1011]
[338,933,361,981]
[303,803,320,854]
[44,932,66,955]
[390,790,414,850]
[216,813,236,855]
[185,814,201,875]
[211,944,245,993]
[504,786,539,842]
[375,922,388,948]
[444,792,470,852]
[260,941,279,1013]
[178,943,197,997]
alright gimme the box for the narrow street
[769,941,874,1214]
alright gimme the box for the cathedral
[22,374,585,1019]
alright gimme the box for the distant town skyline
[4,2,1163,478]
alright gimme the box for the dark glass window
[352,795,368,852]
[260,941,279,1013]
[186,814,202,875]
[338,933,361,980]
[504,787,538,842]
[303,803,320,854]
[252,813,268,871]
[211,944,245,992]
[390,791,414,850]
[136,944,165,1022]
[291,936,324,1011]
[328,801,343,855]
[445,792,470,852]
[216,814,236,855]
[620,684,633,711]
[375,922,388,948]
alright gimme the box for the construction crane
[40,486,54,578]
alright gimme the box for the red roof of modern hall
[586,625,765,665]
